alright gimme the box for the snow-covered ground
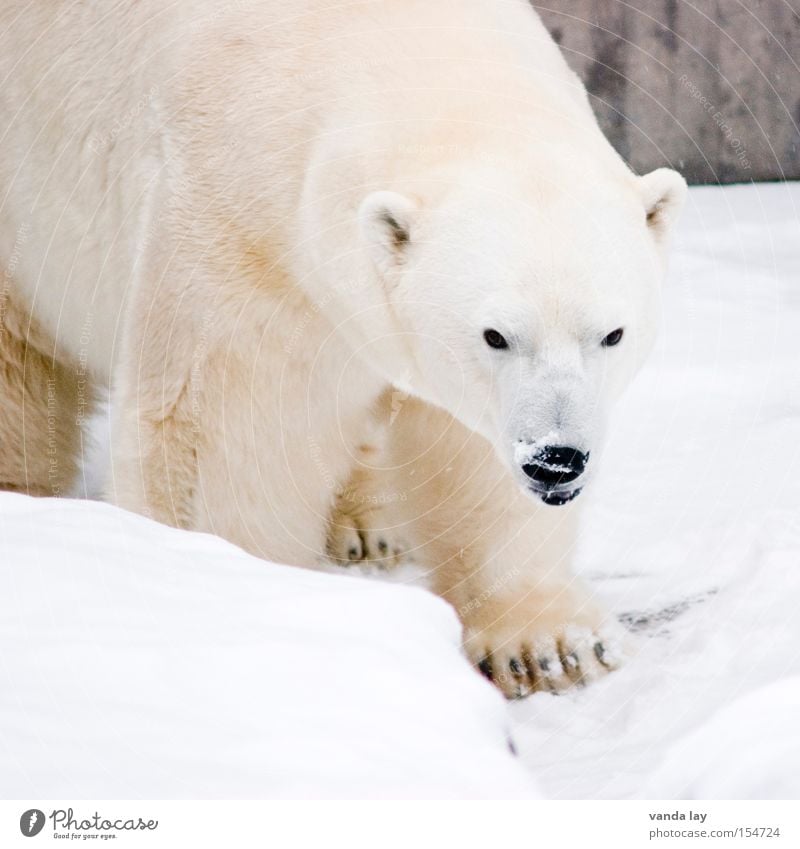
[0,494,535,799]
[1,182,799,799]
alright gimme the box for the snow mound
[0,493,536,799]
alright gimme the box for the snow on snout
[513,432,563,466]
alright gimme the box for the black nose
[522,446,589,489]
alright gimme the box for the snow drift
[0,493,535,799]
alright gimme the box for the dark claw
[377,539,389,555]
[509,657,523,676]
[347,546,360,560]
[594,641,608,665]
[508,737,518,756]
[521,649,537,680]
[538,657,550,673]
[477,656,494,681]
[565,651,580,670]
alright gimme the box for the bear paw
[326,512,409,568]
[463,602,629,699]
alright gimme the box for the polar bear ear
[639,168,688,240]
[359,191,417,273]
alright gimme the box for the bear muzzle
[521,445,589,506]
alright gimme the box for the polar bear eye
[602,328,624,347]
[483,328,509,350]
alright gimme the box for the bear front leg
[0,292,84,497]
[106,279,202,529]
[326,438,411,569]
[451,533,627,698]
[429,494,627,699]
[379,396,629,698]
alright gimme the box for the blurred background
[534,1,799,183]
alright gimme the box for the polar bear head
[356,162,687,506]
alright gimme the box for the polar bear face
[358,165,686,506]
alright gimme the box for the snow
[513,432,563,467]
[0,495,536,799]
[643,677,800,799]
[2,182,799,799]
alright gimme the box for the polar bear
[0,0,685,697]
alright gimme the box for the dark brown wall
[533,1,800,183]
